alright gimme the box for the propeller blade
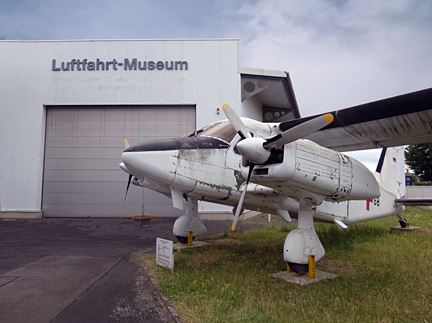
[232,189,246,231]
[232,163,255,231]
[222,104,250,139]
[123,138,130,149]
[121,174,133,215]
[126,174,132,192]
[264,113,334,149]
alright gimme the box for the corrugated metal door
[43,105,195,217]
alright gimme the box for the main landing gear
[284,205,325,275]
[173,197,207,243]
[397,214,408,228]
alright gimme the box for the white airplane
[120,87,432,274]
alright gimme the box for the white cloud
[1,0,430,167]
[230,0,432,115]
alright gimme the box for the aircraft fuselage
[121,119,403,226]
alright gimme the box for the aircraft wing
[279,87,432,152]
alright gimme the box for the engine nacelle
[244,139,380,202]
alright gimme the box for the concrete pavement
[0,216,240,322]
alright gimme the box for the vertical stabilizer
[376,147,406,198]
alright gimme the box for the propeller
[222,104,255,231]
[222,104,334,231]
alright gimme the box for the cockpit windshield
[184,121,237,144]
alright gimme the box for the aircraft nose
[122,150,176,185]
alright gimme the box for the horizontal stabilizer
[395,198,432,206]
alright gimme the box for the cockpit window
[185,121,237,144]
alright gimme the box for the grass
[139,207,432,322]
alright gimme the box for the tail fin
[376,147,405,198]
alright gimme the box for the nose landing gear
[284,205,325,276]
[173,197,207,243]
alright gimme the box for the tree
[405,144,432,182]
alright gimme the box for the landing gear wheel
[176,236,188,244]
[399,218,408,228]
[288,262,309,276]
[175,235,195,244]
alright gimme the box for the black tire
[176,235,188,244]
[288,262,309,276]
[399,219,408,228]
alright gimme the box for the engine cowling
[242,139,380,202]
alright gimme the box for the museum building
[0,39,299,218]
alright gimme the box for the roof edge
[239,67,286,78]
[0,38,240,43]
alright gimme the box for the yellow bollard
[287,263,294,274]
[188,231,193,247]
[308,255,316,280]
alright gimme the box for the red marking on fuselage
[366,199,373,211]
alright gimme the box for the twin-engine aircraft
[120,87,432,274]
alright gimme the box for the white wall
[0,39,240,213]
[241,95,262,120]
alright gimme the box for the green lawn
[140,207,432,322]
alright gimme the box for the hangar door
[43,106,196,217]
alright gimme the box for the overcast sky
[1,0,431,168]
